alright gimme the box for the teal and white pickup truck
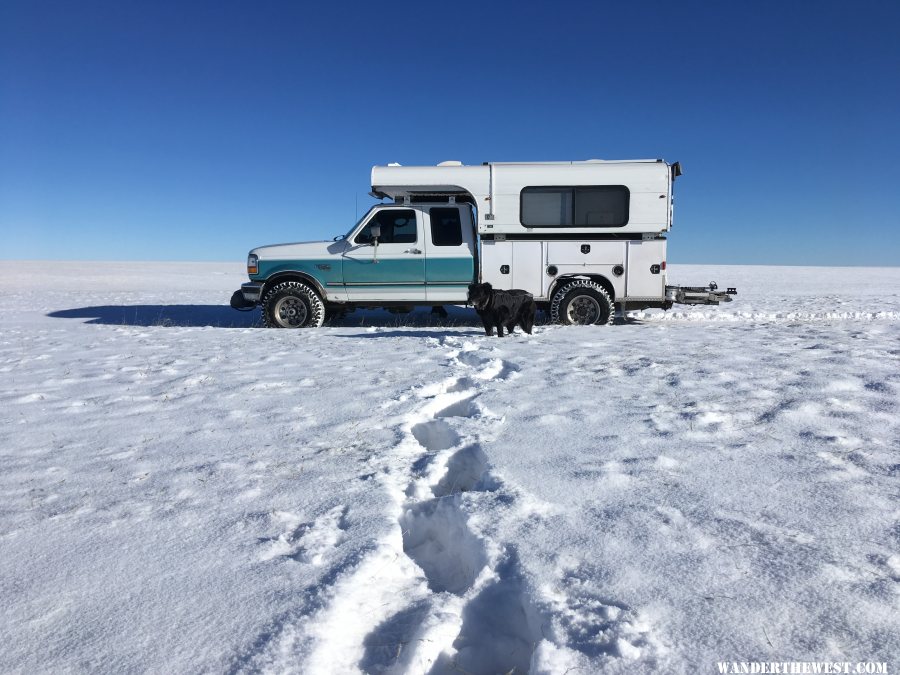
[231,159,734,327]
[231,202,477,327]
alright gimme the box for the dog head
[467,283,493,310]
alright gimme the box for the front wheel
[262,281,326,328]
[551,280,614,326]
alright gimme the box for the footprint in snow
[259,505,347,565]
[546,567,661,661]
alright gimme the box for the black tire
[551,280,614,326]
[262,281,326,328]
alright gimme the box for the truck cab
[339,202,476,304]
[232,201,477,327]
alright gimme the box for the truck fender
[262,271,329,300]
[548,274,616,304]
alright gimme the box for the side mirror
[369,224,381,263]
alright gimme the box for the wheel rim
[273,296,308,327]
[567,294,601,324]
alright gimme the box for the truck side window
[355,209,417,244]
[429,208,463,246]
[520,186,629,227]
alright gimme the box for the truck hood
[251,240,344,259]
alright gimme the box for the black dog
[467,283,536,337]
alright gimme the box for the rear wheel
[551,280,614,326]
[262,281,325,328]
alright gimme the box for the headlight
[247,254,258,275]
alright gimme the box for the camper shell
[371,159,679,308]
[371,159,674,236]
[231,159,733,328]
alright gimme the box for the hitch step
[666,282,737,306]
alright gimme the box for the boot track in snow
[241,336,662,674]
[244,337,543,674]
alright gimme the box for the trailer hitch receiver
[665,281,738,306]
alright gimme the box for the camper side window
[355,209,418,244]
[520,186,629,227]
[429,208,463,246]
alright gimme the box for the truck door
[342,207,427,302]
[424,205,476,302]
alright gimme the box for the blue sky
[2,0,899,265]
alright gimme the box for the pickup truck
[231,202,477,327]
[231,159,734,327]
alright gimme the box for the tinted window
[520,186,629,227]
[430,207,463,246]
[521,188,573,227]
[355,209,417,244]
[574,187,629,226]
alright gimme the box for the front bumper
[230,282,263,310]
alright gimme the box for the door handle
[404,248,422,254]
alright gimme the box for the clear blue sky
[2,0,899,265]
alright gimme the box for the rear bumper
[230,282,263,310]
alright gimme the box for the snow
[1,261,898,674]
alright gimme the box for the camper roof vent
[388,162,402,167]
[437,160,463,166]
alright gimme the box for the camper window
[429,207,463,246]
[520,186,629,227]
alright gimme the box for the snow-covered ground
[1,261,898,674]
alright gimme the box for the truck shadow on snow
[334,330,487,339]
[46,305,493,330]
[47,305,262,327]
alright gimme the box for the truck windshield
[342,206,379,240]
